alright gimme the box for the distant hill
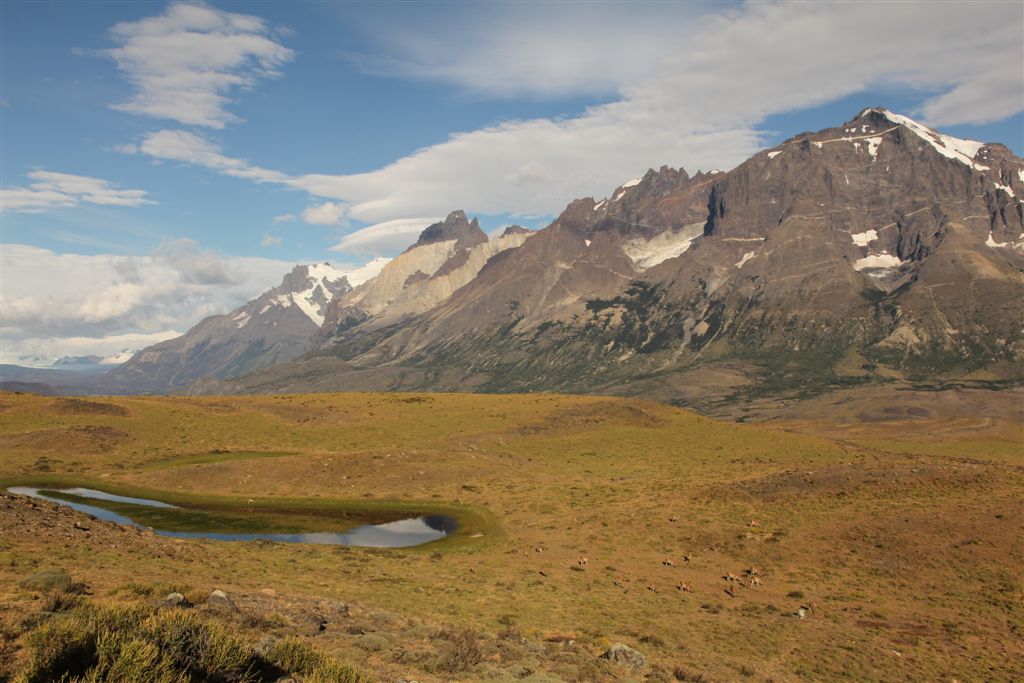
[105,260,387,392]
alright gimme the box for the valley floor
[1,391,1022,682]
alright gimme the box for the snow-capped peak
[304,262,348,284]
[863,108,988,171]
[612,177,643,202]
[342,257,390,287]
[269,257,393,326]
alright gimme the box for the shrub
[432,627,483,673]
[262,637,366,683]
[673,666,708,682]
[12,600,370,683]
[145,610,261,682]
[15,615,98,683]
[40,587,84,614]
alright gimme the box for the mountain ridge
[120,109,1024,407]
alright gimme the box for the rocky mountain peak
[845,107,993,170]
[553,198,600,232]
[276,264,315,293]
[407,210,488,252]
[270,263,351,300]
[500,225,532,237]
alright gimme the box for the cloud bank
[0,241,294,365]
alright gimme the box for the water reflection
[7,487,455,548]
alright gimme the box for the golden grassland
[1,390,1022,682]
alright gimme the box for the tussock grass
[430,626,483,674]
[12,601,368,683]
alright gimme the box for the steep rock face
[324,211,489,326]
[635,107,1024,373]
[365,229,533,329]
[194,110,1024,404]
[316,168,729,368]
[320,212,535,355]
[110,261,386,391]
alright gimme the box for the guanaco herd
[524,548,788,603]
[519,519,815,615]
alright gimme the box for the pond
[7,486,457,548]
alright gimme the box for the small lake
[7,486,457,548]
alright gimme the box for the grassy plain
[1,390,1022,682]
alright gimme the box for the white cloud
[356,1,1022,125]
[131,129,287,182]
[301,202,346,226]
[153,237,241,284]
[1,170,155,213]
[0,243,294,364]
[130,2,1022,228]
[260,233,282,247]
[272,213,296,224]
[106,2,293,128]
[343,3,709,99]
[329,217,440,254]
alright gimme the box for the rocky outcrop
[601,643,646,671]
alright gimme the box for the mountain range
[28,109,1024,410]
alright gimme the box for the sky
[2,1,1022,365]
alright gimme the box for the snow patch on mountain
[291,291,326,327]
[266,260,391,326]
[867,108,988,171]
[623,222,704,269]
[735,251,757,268]
[854,252,903,277]
[340,257,390,287]
[612,177,643,202]
[865,136,882,160]
[851,229,878,246]
[986,232,1024,250]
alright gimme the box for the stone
[163,592,190,608]
[206,589,238,613]
[299,613,327,634]
[601,643,646,671]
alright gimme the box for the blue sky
[2,1,1022,363]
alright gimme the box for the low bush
[431,626,483,673]
[13,600,369,683]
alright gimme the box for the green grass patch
[137,450,300,471]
